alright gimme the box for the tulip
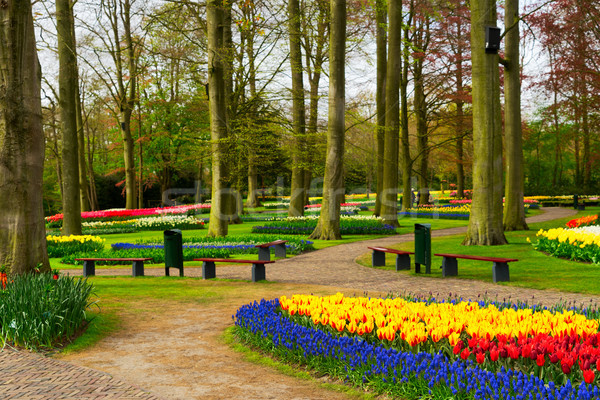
[583,369,595,384]
[490,349,499,362]
[536,354,545,367]
[460,348,470,360]
[476,352,485,364]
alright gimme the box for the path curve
[2,206,593,400]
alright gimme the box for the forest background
[32,0,600,215]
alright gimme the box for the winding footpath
[2,207,596,399]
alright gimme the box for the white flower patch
[572,225,600,236]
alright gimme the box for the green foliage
[0,272,95,349]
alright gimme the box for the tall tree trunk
[309,0,345,240]
[380,0,400,227]
[503,0,528,231]
[414,59,429,206]
[373,0,387,216]
[57,0,82,235]
[455,20,465,199]
[400,8,413,212]
[288,0,307,217]
[462,0,507,245]
[0,0,50,274]
[76,85,90,212]
[122,0,137,209]
[207,0,229,237]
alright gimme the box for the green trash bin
[164,229,184,277]
[414,223,431,274]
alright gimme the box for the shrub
[0,272,95,349]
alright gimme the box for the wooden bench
[74,257,153,277]
[434,253,518,283]
[255,240,287,261]
[367,247,414,271]
[194,258,275,282]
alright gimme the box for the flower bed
[46,235,105,257]
[567,215,599,228]
[61,246,231,265]
[234,293,600,399]
[251,216,396,235]
[45,203,211,223]
[113,234,314,256]
[531,226,600,264]
[77,215,204,234]
[399,205,471,220]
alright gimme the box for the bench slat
[75,258,152,261]
[368,247,414,255]
[255,240,287,248]
[434,253,518,263]
[194,258,275,264]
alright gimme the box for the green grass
[357,208,600,296]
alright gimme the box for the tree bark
[400,6,413,212]
[309,0,345,240]
[503,0,528,231]
[207,0,229,237]
[373,0,386,217]
[462,0,507,245]
[288,0,307,217]
[57,0,82,235]
[0,0,50,274]
[380,0,400,227]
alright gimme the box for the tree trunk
[373,0,387,217]
[309,0,345,240]
[122,0,137,210]
[400,11,412,212]
[0,0,50,274]
[288,0,307,217]
[57,0,82,235]
[462,0,507,245]
[503,0,528,231]
[207,0,229,237]
[414,58,429,206]
[246,153,261,208]
[380,0,400,227]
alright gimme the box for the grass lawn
[356,207,600,295]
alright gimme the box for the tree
[309,0,346,240]
[502,0,528,231]
[288,0,307,217]
[57,0,82,235]
[207,0,230,237]
[373,0,386,216]
[462,0,507,245]
[0,0,50,274]
[380,0,401,227]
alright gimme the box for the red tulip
[460,348,470,360]
[584,369,595,384]
[476,352,485,364]
[490,349,499,362]
[453,342,463,355]
[536,354,545,367]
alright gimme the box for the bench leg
[372,250,386,267]
[202,261,216,279]
[132,261,144,277]
[165,266,184,277]
[441,257,458,277]
[83,260,95,277]
[493,262,510,282]
[415,262,431,274]
[273,244,286,258]
[252,263,266,282]
[395,254,410,271]
[257,247,271,261]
